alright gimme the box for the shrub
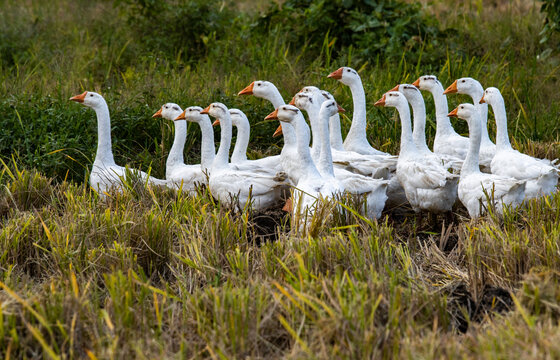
[258,0,447,64]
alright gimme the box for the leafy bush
[258,0,447,64]
[114,0,237,61]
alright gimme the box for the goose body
[70,91,171,194]
[449,103,526,218]
[204,102,289,210]
[375,91,458,213]
[481,88,558,199]
[266,105,339,228]
[444,77,496,171]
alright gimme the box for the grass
[2,0,560,358]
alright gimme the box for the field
[2,0,560,358]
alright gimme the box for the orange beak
[374,94,386,107]
[273,124,283,137]
[200,105,211,115]
[447,107,459,117]
[288,97,295,105]
[443,80,458,95]
[69,91,87,103]
[238,82,255,96]
[152,107,163,118]
[175,110,187,121]
[479,95,486,104]
[212,119,220,127]
[327,68,344,80]
[282,197,293,212]
[412,78,421,88]
[390,84,400,92]
[337,104,345,113]
[265,108,279,120]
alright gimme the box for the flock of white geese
[69,66,559,228]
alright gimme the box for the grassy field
[2,0,560,358]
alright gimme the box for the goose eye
[257,83,261,86]
[90,94,94,97]
[461,80,465,83]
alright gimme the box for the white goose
[314,99,389,220]
[392,84,462,172]
[449,103,526,218]
[153,103,208,190]
[444,77,496,170]
[202,102,289,210]
[293,89,394,178]
[228,108,283,172]
[327,67,389,156]
[480,87,558,198]
[238,80,304,185]
[265,105,339,227]
[413,75,470,161]
[69,91,170,194]
[375,91,458,213]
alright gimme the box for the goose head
[69,91,105,109]
[443,77,483,96]
[229,108,249,128]
[265,105,300,124]
[320,99,344,118]
[327,66,360,86]
[391,83,423,104]
[479,87,503,106]
[174,106,208,123]
[153,103,183,121]
[413,75,442,91]
[292,92,316,112]
[447,103,477,123]
[238,80,278,99]
[200,102,229,121]
[374,91,407,109]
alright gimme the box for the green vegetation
[2,0,560,358]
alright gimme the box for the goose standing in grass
[266,105,338,228]
[444,77,496,169]
[313,98,388,220]
[480,87,558,198]
[153,103,208,190]
[375,91,458,214]
[327,67,389,156]
[413,75,470,162]
[70,91,170,194]
[202,102,289,210]
[392,84,462,172]
[238,80,305,184]
[449,103,526,218]
[228,108,283,172]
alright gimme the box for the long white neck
[408,94,431,153]
[198,116,216,172]
[489,95,512,151]
[92,101,115,165]
[292,117,322,179]
[394,102,417,156]
[262,89,298,147]
[462,113,482,175]
[167,120,186,171]
[213,112,232,170]
[317,107,335,178]
[329,113,345,150]
[231,119,249,163]
[430,82,457,135]
[345,78,370,147]
[304,104,322,160]
[469,85,493,147]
